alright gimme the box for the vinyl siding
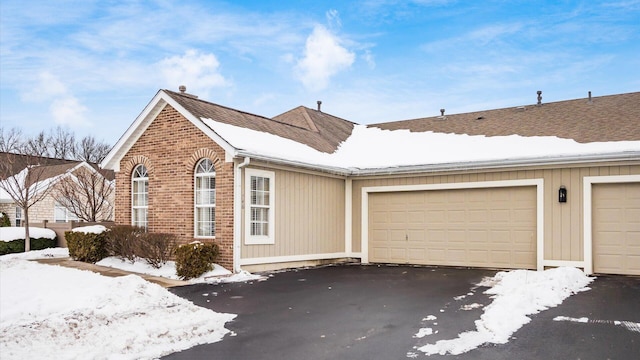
[352,163,640,263]
[241,165,346,259]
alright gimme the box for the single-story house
[101,88,640,275]
[0,152,115,226]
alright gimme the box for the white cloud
[50,96,89,127]
[158,50,229,98]
[362,49,376,69]
[295,25,355,91]
[19,71,90,127]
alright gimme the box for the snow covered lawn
[0,249,237,360]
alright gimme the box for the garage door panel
[369,186,537,269]
[593,182,640,275]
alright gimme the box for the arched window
[195,159,215,237]
[131,165,148,229]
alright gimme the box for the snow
[0,227,56,241]
[202,119,640,170]
[418,267,594,356]
[0,250,236,360]
[71,224,107,234]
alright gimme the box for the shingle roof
[369,92,640,143]
[0,152,78,180]
[164,90,355,153]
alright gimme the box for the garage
[368,186,537,269]
[592,182,640,275]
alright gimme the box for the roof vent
[537,90,542,105]
[317,100,322,112]
[440,108,445,116]
[437,109,447,120]
[176,85,198,99]
[588,91,593,104]
[476,116,485,120]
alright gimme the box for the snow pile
[419,267,593,356]
[202,119,640,170]
[0,255,236,359]
[0,227,56,241]
[71,225,107,234]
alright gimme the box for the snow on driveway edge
[419,267,594,356]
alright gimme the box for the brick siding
[115,104,235,269]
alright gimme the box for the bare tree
[75,135,111,163]
[0,152,54,251]
[53,165,114,222]
[24,131,51,157]
[49,126,76,160]
[0,127,23,153]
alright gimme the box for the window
[131,165,148,229]
[245,169,275,244]
[15,207,22,227]
[54,202,79,223]
[194,159,215,237]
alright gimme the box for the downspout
[233,156,250,272]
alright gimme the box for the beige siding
[241,165,346,259]
[353,163,640,264]
[592,182,640,275]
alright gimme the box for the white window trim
[194,159,216,239]
[244,168,275,245]
[131,165,148,229]
[15,207,22,227]
[54,201,79,223]
[583,174,640,275]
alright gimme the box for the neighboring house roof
[0,153,113,202]
[102,90,640,174]
[0,152,78,180]
[370,92,640,143]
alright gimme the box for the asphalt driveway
[165,265,640,360]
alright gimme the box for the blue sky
[1,0,639,146]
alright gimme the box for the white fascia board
[101,90,238,171]
[351,151,640,177]
[101,90,167,171]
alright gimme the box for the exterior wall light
[559,186,567,203]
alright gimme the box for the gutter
[233,156,250,273]
[234,150,640,178]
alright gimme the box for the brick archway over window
[188,148,223,173]
[123,155,154,176]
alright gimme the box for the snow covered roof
[101,90,640,174]
[372,92,640,143]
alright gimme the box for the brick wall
[115,105,235,269]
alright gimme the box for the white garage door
[592,182,640,275]
[368,186,537,269]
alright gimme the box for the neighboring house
[0,152,115,226]
[101,88,640,275]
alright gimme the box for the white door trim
[361,179,545,270]
[583,174,640,275]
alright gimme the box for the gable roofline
[101,90,237,171]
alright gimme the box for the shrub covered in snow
[66,230,109,263]
[0,237,57,255]
[175,241,219,280]
[0,227,57,255]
